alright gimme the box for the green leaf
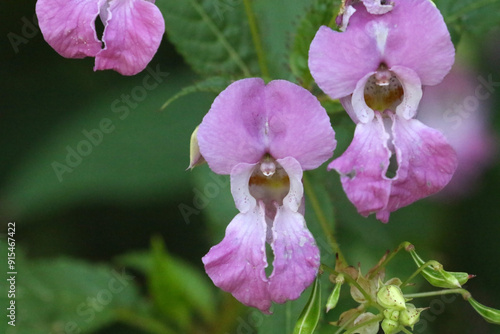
[436,0,500,44]
[468,296,500,325]
[149,237,216,330]
[0,247,140,334]
[157,0,257,78]
[289,0,340,88]
[293,276,322,334]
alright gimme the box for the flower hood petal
[328,114,392,216]
[36,0,105,58]
[266,81,336,170]
[94,0,165,75]
[376,116,458,222]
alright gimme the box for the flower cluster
[195,0,458,312]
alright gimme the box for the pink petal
[376,116,458,222]
[94,0,165,75]
[266,81,337,170]
[202,201,271,313]
[383,0,455,85]
[328,115,392,216]
[351,72,377,123]
[391,66,422,119]
[36,0,105,58]
[309,25,381,99]
[198,78,268,174]
[269,157,320,303]
[362,0,394,14]
[230,163,258,213]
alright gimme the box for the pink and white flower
[309,0,457,222]
[36,0,165,75]
[198,78,336,313]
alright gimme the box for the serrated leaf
[157,0,257,78]
[293,276,321,334]
[149,237,216,330]
[290,0,340,88]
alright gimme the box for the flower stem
[399,327,413,334]
[342,313,384,334]
[404,288,470,299]
[303,174,346,264]
[243,0,270,79]
[400,259,441,287]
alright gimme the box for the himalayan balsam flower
[36,0,165,75]
[309,0,457,222]
[198,78,336,313]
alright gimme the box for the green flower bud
[326,278,342,313]
[381,318,399,334]
[383,309,399,322]
[377,284,406,311]
[468,297,500,325]
[188,125,206,169]
[399,303,424,328]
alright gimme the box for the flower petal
[202,201,271,313]
[328,115,392,216]
[362,0,394,15]
[351,72,376,123]
[268,157,320,303]
[231,163,258,213]
[36,0,105,58]
[265,81,337,170]
[198,78,268,174]
[94,0,165,75]
[376,116,458,222]
[383,0,455,85]
[391,65,422,119]
[309,24,381,99]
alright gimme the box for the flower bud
[468,296,500,325]
[377,284,406,311]
[383,309,399,322]
[326,278,342,313]
[188,125,206,169]
[381,318,399,334]
[399,303,424,328]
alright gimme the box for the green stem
[243,0,269,79]
[368,242,411,280]
[400,260,441,287]
[445,0,499,23]
[303,173,346,264]
[404,288,470,299]
[188,0,251,77]
[115,308,177,334]
[399,327,413,334]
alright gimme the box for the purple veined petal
[383,0,455,85]
[230,163,258,213]
[198,78,268,174]
[36,0,105,58]
[328,114,392,217]
[265,81,337,170]
[202,201,271,313]
[309,24,381,99]
[269,157,319,303]
[376,115,458,222]
[390,65,422,119]
[94,0,165,75]
[351,71,377,123]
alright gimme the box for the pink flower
[36,0,165,75]
[198,78,336,313]
[309,0,457,222]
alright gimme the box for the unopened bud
[377,284,406,311]
[399,303,424,328]
[381,318,399,334]
[383,309,399,322]
[468,297,500,325]
[326,278,342,313]
[188,125,205,169]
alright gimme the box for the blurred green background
[1,0,500,333]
